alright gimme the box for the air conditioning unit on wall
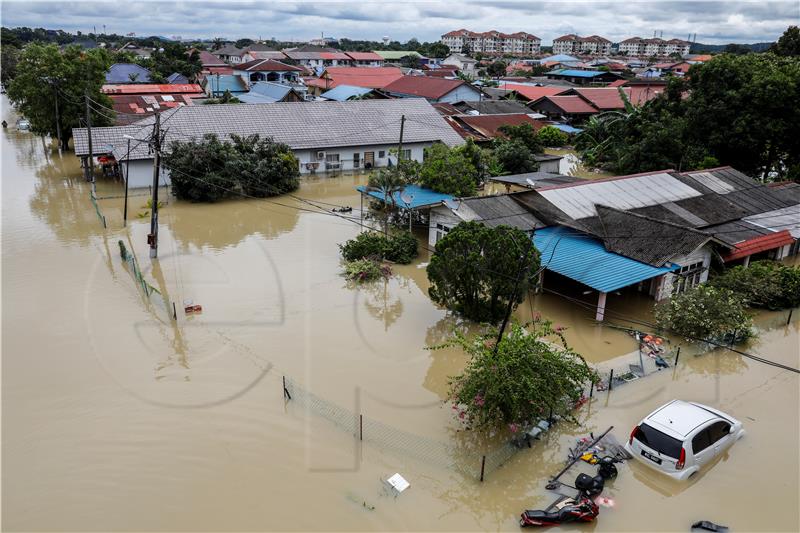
[316,151,326,160]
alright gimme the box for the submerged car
[625,400,745,480]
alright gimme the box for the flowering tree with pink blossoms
[444,319,597,433]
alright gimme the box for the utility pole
[493,233,535,355]
[397,114,406,163]
[51,80,62,153]
[123,137,130,225]
[148,113,161,258]
[84,89,94,182]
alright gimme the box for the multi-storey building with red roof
[552,34,612,55]
[619,37,691,57]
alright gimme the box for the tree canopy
[770,26,800,56]
[418,142,483,196]
[427,221,540,322]
[654,285,753,343]
[6,43,114,149]
[162,134,299,202]
[444,320,596,433]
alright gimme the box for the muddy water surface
[2,95,798,531]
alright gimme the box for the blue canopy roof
[552,124,583,134]
[533,226,679,293]
[549,69,607,78]
[356,184,453,209]
[321,85,373,101]
[207,74,248,95]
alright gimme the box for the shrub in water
[711,260,800,310]
[655,285,753,343]
[339,231,418,264]
[343,259,391,282]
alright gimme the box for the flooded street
[2,93,798,532]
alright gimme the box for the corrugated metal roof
[356,184,453,209]
[534,226,679,293]
[548,69,607,78]
[74,99,464,159]
[320,84,373,101]
[538,171,701,219]
[454,195,543,231]
[743,204,800,238]
[105,63,152,84]
[489,172,583,188]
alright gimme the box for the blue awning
[356,184,453,209]
[534,226,679,293]
[552,124,583,134]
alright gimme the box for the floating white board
[386,473,410,493]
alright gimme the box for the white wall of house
[428,206,462,247]
[120,160,172,189]
[438,85,483,103]
[294,142,429,174]
[654,245,713,300]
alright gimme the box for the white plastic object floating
[386,473,410,493]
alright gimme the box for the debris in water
[691,521,728,532]
[386,473,410,493]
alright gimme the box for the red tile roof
[572,88,627,110]
[235,59,303,72]
[108,94,195,124]
[535,95,598,114]
[608,79,628,87]
[722,230,794,261]
[345,52,383,61]
[101,84,204,95]
[498,83,567,101]
[195,50,228,67]
[320,66,404,89]
[442,29,540,40]
[456,113,545,139]
[320,51,352,60]
[383,76,468,99]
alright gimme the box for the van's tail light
[676,448,686,470]
[629,425,638,445]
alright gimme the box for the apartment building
[552,34,612,55]
[618,37,691,57]
[440,29,541,56]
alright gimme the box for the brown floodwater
[2,94,799,532]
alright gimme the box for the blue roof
[552,124,583,134]
[548,69,607,78]
[207,74,248,95]
[238,82,295,103]
[105,63,152,84]
[321,85,373,101]
[533,226,679,293]
[356,184,453,209]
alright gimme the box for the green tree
[162,133,299,202]
[491,139,538,174]
[487,60,507,78]
[6,43,114,150]
[366,166,409,232]
[235,38,254,49]
[427,221,540,322]
[0,44,20,85]
[498,122,542,153]
[536,125,569,147]
[203,89,242,104]
[654,285,753,343]
[211,38,225,51]
[148,42,202,80]
[424,42,450,58]
[770,26,800,56]
[724,43,751,55]
[685,53,800,180]
[418,143,480,196]
[710,261,800,310]
[444,320,596,432]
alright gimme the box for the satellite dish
[443,199,460,210]
[526,178,538,188]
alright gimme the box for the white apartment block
[619,37,691,57]
[441,29,541,56]
[552,34,613,55]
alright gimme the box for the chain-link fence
[118,240,160,298]
[283,377,562,481]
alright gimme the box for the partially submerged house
[426,167,800,320]
[72,98,464,186]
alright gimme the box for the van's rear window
[634,423,683,459]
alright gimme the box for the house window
[325,153,340,170]
[378,150,386,158]
[353,152,360,168]
[399,149,411,161]
[673,261,705,294]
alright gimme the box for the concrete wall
[439,85,483,104]
[428,206,462,247]
[295,142,430,174]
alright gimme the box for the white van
[625,400,745,480]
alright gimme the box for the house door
[364,151,374,169]
[353,152,360,169]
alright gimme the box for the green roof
[373,50,424,60]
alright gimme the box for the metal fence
[283,377,560,481]
[90,190,107,228]
[592,329,678,394]
[118,240,160,298]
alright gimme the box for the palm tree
[211,38,224,51]
[367,168,406,234]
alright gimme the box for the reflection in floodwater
[2,93,798,532]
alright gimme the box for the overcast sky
[2,1,797,44]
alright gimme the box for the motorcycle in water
[519,494,599,527]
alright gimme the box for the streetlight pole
[123,136,131,225]
[148,114,161,258]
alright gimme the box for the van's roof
[645,400,718,438]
